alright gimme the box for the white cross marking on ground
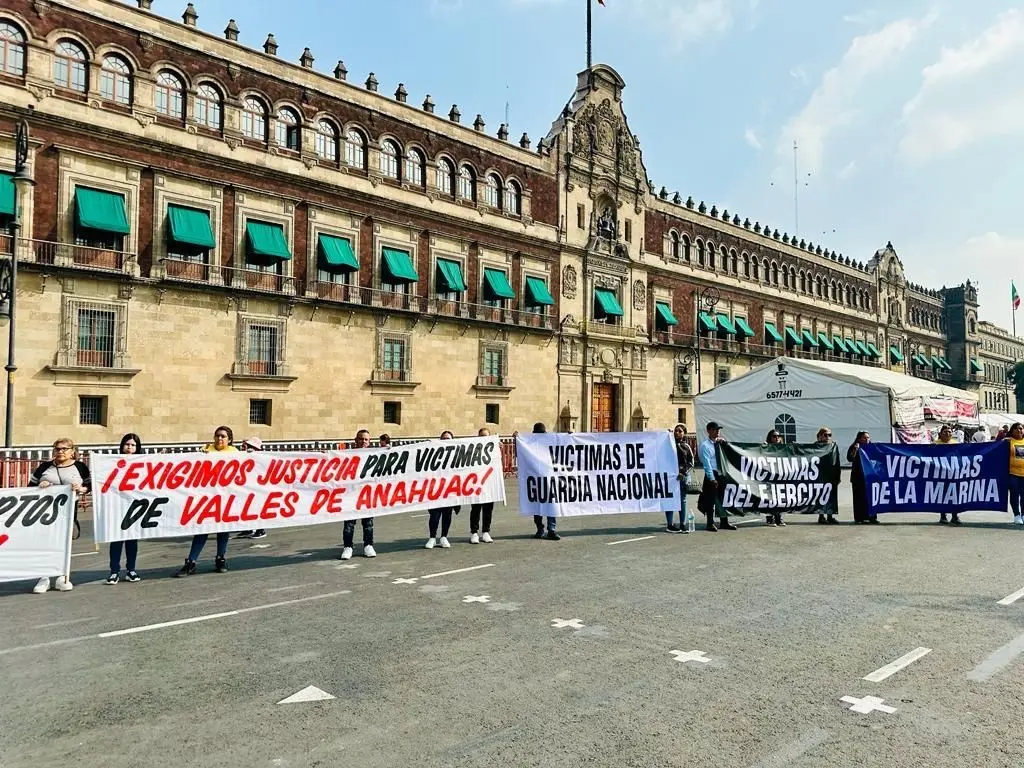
[462,595,491,603]
[670,650,711,664]
[840,695,897,714]
[335,564,359,570]
[392,578,419,585]
[551,618,584,629]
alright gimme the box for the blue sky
[169,0,1024,330]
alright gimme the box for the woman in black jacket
[847,431,876,524]
[106,433,143,584]
[425,431,459,549]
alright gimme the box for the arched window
[730,249,738,274]
[54,40,87,92]
[241,96,268,142]
[771,262,779,286]
[344,128,366,169]
[669,231,680,260]
[752,257,760,281]
[404,148,425,188]
[437,158,455,196]
[505,179,522,215]
[380,139,400,179]
[100,54,132,105]
[0,22,25,77]
[483,173,501,208]
[154,71,185,120]
[742,252,750,277]
[275,107,300,151]
[707,242,716,270]
[814,276,822,296]
[696,240,705,267]
[800,271,807,293]
[764,259,772,283]
[720,246,728,271]
[457,164,476,201]
[682,235,691,262]
[790,267,797,289]
[782,266,790,289]
[830,281,838,301]
[195,84,223,130]
[775,413,797,444]
[315,120,339,162]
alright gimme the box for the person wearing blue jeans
[106,432,144,584]
[531,422,560,540]
[1008,423,1024,524]
[666,423,694,532]
[176,426,237,576]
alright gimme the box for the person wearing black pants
[530,422,560,540]
[426,431,459,549]
[847,431,877,524]
[470,427,496,543]
[697,421,737,532]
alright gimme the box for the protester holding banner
[235,437,267,541]
[847,431,877,525]
[425,430,460,549]
[666,424,694,533]
[764,430,786,527]
[530,423,560,541]
[815,427,839,525]
[106,433,144,584]
[28,437,90,593]
[698,422,737,532]
[175,426,237,577]
[1007,423,1024,525]
[469,428,496,543]
[934,425,963,525]
[341,429,377,560]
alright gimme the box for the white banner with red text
[92,437,505,543]
[0,485,76,583]
[516,431,678,517]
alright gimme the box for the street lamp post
[1,119,34,448]
[692,286,720,394]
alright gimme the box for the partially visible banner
[516,432,677,517]
[716,442,841,516]
[860,441,1008,514]
[92,436,505,543]
[0,486,75,583]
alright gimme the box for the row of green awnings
[525,276,555,306]
[890,346,905,363]
[75,187,130,235]
[0,172,15,217]
[594,288,624,317]
[970,358,983,374]
[655,302,678,327]
[911,353,929,366]
[932,355,951,370]
[382,246,419,283]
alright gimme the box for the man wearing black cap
[531,422,560,540]
[697,421,737,532]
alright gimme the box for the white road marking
[162,596,225,610]
[840,695,897,714]
[462,595,491,603]
[551,618,584,629]
[732,517,766,525]
[277,685,335,704]
[250,544,272,550]
[419,563,495,581]
[33,616,99,630]
[670,649,711,664]
[70,552,97,558]
[751,729,831,768]
[410,514,428,518]
[266,582,324,594]
[967,632,1024,682]
[607,536,656,546]
[289,552,314,558]
[392,577,418,585]
[863,647,932,682]
[997,586,1024,606]
[0,636,95,657]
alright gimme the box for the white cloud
[789,66,808,84]
[777,10,937,173]
[900,10,1024,162]
[837,160,857,179]
[628,0,742,47]
[957,232,1024,330]
[744,128,762,150]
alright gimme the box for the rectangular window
[577,204,585,229]
[624,219,632,243]
[383,401,401,425]
[382,338,407,381]
[485,403,500,425]
[247,324,279,376]
[249,398,272,426]
[674,363,692,395]
[677,407,687,425]
[483,348,504,385]
[78,395,107,426]
[716,366,731,386]
[76,308,115,367]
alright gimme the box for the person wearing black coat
[847,431,876,524]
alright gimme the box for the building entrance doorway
[591,383,618,432]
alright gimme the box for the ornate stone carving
[571,100,637,177]
[227,63,241,81]
[132,112,155,128]
[224,136,240,151]
[302,156,317,170]
[559,337,580,366]
[25,84,53,102]
[138,33,154,51]
[632,280,646,311]
[185,124,198,135]
[561,265,577,299]
[32,0,51,17]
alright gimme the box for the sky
[152,0,1024,331]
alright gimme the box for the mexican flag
[1014,282,1020,310]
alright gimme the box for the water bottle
[686,509,695,533]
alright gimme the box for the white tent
[979,412,1024,434]
[694,357,979,461]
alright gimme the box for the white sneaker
[425,537,436,549]
[340,547,354,561]
[54,576,73,592]
[363,544,376,558]
[439,537,451,549]
[1015,515,1023,525]
[470,532,480,544]
[481,532,493,543]
[32,577,51,594]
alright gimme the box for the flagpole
[587,0,592,70]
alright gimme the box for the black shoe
[826,516,839,525]
[817,515,827,524]
[706,522,718,532]
[939,514,948,524]
[105,572,119,585]
[546,531,561,541]
[175,560,197,578]
[215,556,228,573]
[125,570,141,582]
[534,529,545,539]
[950,515,962,526]
[867,517,880,525]
[250,529,267,539]
[775,517,786,527]
[666,524,681,533]
[720,521,738,531]
[235,531,252,539]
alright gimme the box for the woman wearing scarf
[665,424,694,532]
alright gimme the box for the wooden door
[591,383,617,432]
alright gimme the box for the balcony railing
[28,238,135,273]
[580,320,643,338]
[0,232,11,256]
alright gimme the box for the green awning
[817,332,834,351]
[74,187,130,234]
[735,317,755,338]
[699,312,718,332]
[524,276,554,306]
[937,356,951,370]
[865,342,881,359]
[832,336,850,353]
[716,314,737,335]
[167,204,216,249]
[801,329,818,348]
[483,268,516,300]
[845,338,859,354]
[889,346,905,363]
[382,247,418,283]
[853,341,869,356]
[912,354,928,366]
[245,220,291,260]
[784,326,802,346]
[970,358,983,374]
[930,355,942,369]
[436,258,466,293]
[764,322,783,343]
[594,288,624,317]
[655,302,678,326]
[0,172,13,217]
[318,234,358,271]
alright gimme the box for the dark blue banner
[860,441,1009,514]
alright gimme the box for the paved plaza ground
[2,480,1024,768]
